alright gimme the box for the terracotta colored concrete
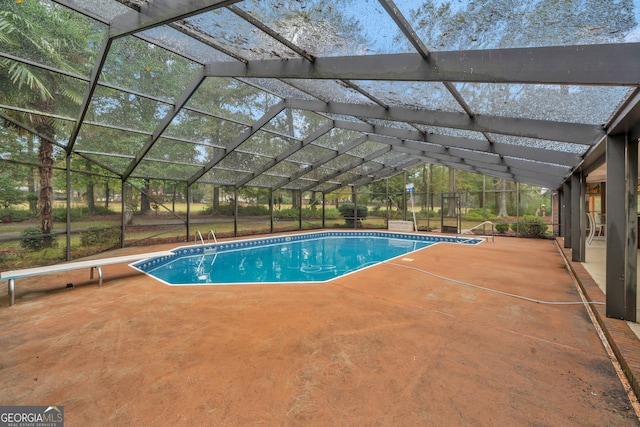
[1,235,639,426]
[560,241,640,404]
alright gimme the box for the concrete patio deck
[1,234,639,426]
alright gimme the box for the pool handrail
[195,230,205,245]
[457,221,495,243]
[195,230,217,245]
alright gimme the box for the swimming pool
[132,231,483,286]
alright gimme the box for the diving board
[1,250,174,307]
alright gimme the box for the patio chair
[594,214,605,237]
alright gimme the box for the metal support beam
[188,101,286,185]
[66,155,72,261]
[607,134,626,318]
[205,43,640,86]
[300,146,392,192]
[271,135,369,191]
[516,182,520,237]
[608,88,640,138]
[67,34,112,154]
[186,185,191,242]
[389,145,563,189]
[121,180,126,249]
[234,121,334,188]
[233,187,238,237]
[557,188,563,238]
[563,181,571,248]
[625,137,638,321]
[352,186,358,229]
[321,157,423,194]
[606,134,638,321]
[580,173,587,259]
[378,0,430,60]
[123,68,206,180]
[270,189,274,233]
[377,0,477,119]
[298,190,303,231]
[228,5,315,62]
[109,0,242,39]
[386,178,390,228]
[288,99,604,145]
[570,172,584,262]
[322,193,326,229]
[403,172,407,221]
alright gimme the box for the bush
[495,222,510,234]
[462,211,485,222]
[274,208,299,219]
[201,204,341,220]
[20,226,58,251]
[302,206,324,219]
[368,206,384,217]
[93,206,115,216]
[53,206,81,221]
[0,208,34,222]
[80,226,120,247]
[203,204,220,216]
[201,204,269,216]
[462,208,497,222]
[416,209,438,219]
[338,204,368,227]
[323,208,340,219]
[510,215,548,238]
[238,204,270,216]
[52,206,116,222]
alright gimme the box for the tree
[0,171,25,209]
[419,164,430,211]
[0,126,33,210]
[0,2,97,246]
[498,179,508,217]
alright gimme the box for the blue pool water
[132,231,482,286]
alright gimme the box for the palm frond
[7,62,53,101]
[61,86,83,105]
[0,14,19,46]
[50,117,72,136]
[0,10,35,44]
